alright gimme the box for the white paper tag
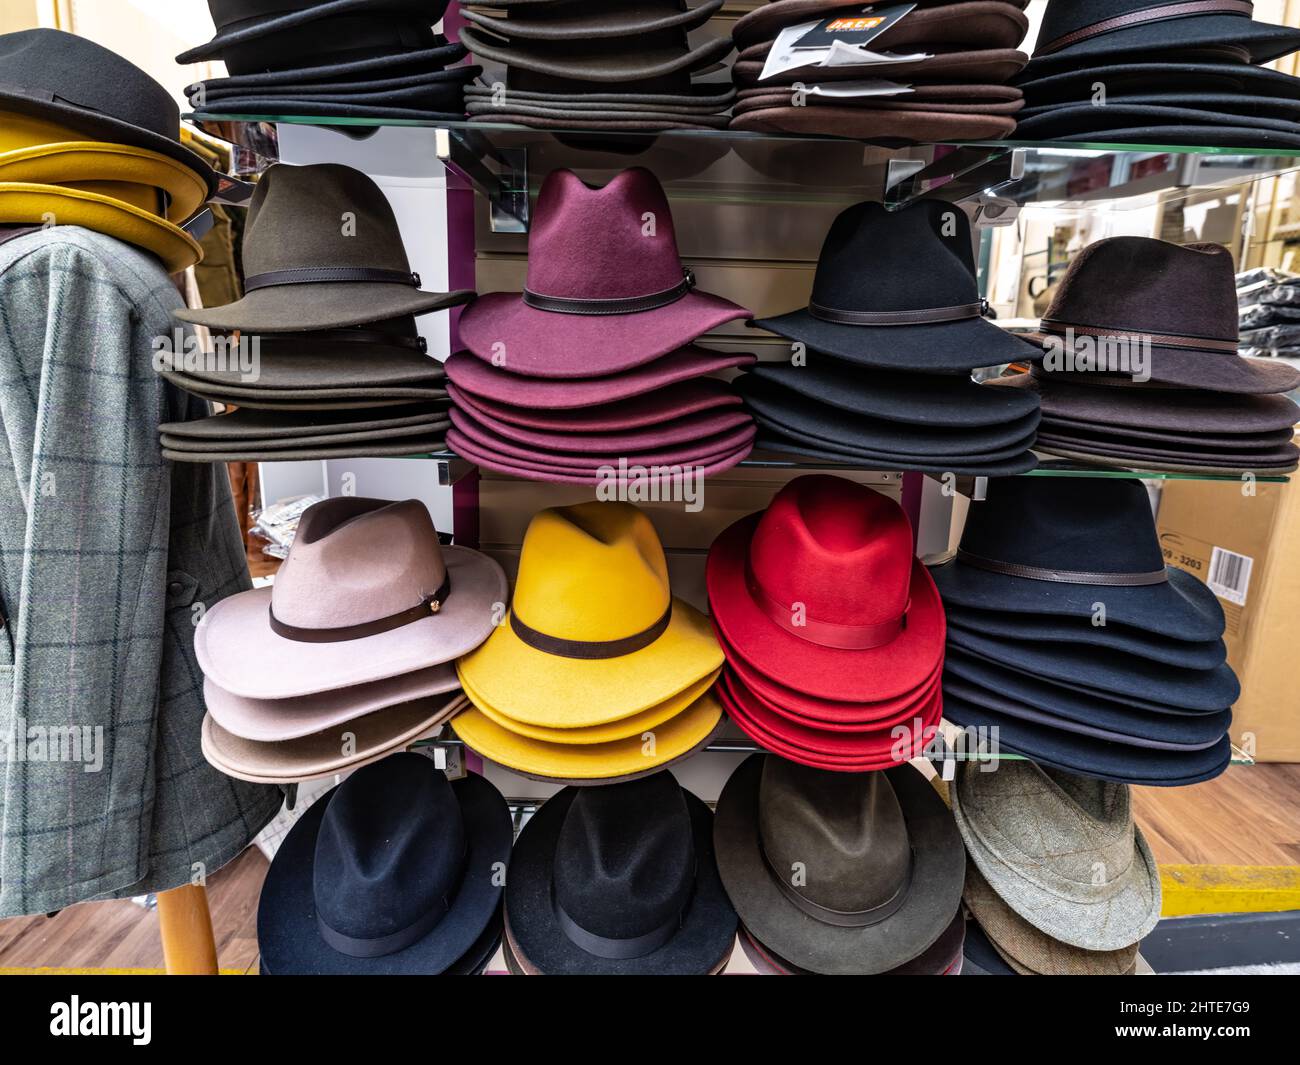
[760,28,932,80]
[1207,546,1253,607]
[792,79,914,99]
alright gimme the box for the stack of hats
[179,0,480,121]
[707,475,946,771]
[0,29,214,275]
[952,760,1161,976]
[503,772,738,974]
[1014,0,1300,148]
[194,496,507,784]
[931,476,1237,787]
[459,0,736,131]
[1237,268,1300,362]
[161,163,473,462]
[258,752,511,974]
[449,167,756,485]
[454,501,725,783]
[745,199,1043,476]
[729,0,1031,140]
[715,754,966,975]
[990,237,1300,475]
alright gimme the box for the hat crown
[524,168,689,302]
[313,753,466,941]
[958,475,1165,575]
[809,199,978,315]
[553,774,695,940]
[512,501,672,644]
[242,163,414,279]
[1044,236,1238,344]
[0,29,179,143]
[1036,0,1250,53]
[759,759,912,914]
[271,497,449,631]
[749,475,913,634]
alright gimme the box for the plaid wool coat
[0,226,281,917]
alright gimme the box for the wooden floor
[0,763,1297,971]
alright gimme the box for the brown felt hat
[461,0,723,41]
[732,47,1029,86]
[730,106,1017,140]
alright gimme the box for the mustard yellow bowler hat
[456,501,723,729]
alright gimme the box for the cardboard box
[1156,478,1300,762]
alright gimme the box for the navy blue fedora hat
[505,772,737,975]
[928,475,1225,640]
[257,753,512,974]
[752,199,1043,374]
[753,431,1040,478]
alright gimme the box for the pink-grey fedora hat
[444,347,755,409]
[196,497,506,700]
[457,168,750,378]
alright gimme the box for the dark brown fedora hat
[733,0,1030,52]
[175,163,473,333]
[461,0,723,41]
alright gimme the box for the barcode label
[1207,546,1253,607]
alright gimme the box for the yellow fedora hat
[460,666,721,746]
[451,691,724,783]
[0,182,203,273]
[456,500,723,729]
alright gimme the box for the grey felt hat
[162,436,447,463]
[160,419,449,453]
[174,163,474,332]
[159,403,449,440]
[950,759,1161,952]
[160,369,448,408]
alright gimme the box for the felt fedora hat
[738,908,967,976]
[196,497,506,700]
[729,107,1017,141]
[187,37,466,91]
[175,163,474,333]
[464,106,731,131]
[715,755,965,975]
[732,0,1030,52]
[951,759,1162,950]
[160,408,451,446]
[456,500,723,727]
[194,62,476,101]
[751,432,1041,478]
[464,78,737,108]
[1031,237,1300,394]
[461,0,724,41]
[732,47,1029,86]
[928,475,1226,641]
[1014,103,1300,141]
[161,437,448,463]
[1025,0,1300,73]
[458,169,749,377]
[753,199,1042,373]
[160,370,449,406]
[257,752,511,974]
[505,773,737,973]
[160,421,449,455]
[0,29,215,194]
[201,691,469,783]
[708,475,945,704]
[1015,59,1300,102]
[1017,93,1300,124]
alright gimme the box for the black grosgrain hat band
[268,572,451,643]
[1037,1,1254,56]
[243,266,423,292]
[956,549,1169,586]
[509,603,673,660]
[522,269,695,316]
[268,327,429,353]
[1039,319,1239,353]
[809,299,988,327]
[762,843,915,929]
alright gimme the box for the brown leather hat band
[956,549,1168,586]
[762,843,915,929]
[244,266,422,292]
[1040,319,1239,353]
[1037,1,1254,57]
[522,269,695,316]
[269,572,451,643]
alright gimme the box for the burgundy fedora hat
[707,474,945,704]
[458,168,750,378]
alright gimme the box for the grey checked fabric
[0,226,281,917]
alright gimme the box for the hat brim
[1039,124,1300,150]
[177,0,420,62]
[1032,432,1299,468]
[929,556,1224,642]
[1016,102,1300,140]
[191,99,468,120]
[708,514,945,702]
[469,104,730,128]
[445,347,753,408]
[156,341,444,392]
[1015,60,1300,101]
[730,106,1017,141]
[456,596,722,728]
[505,783,736,974]
[195,61,474,99]
[715,755,965,974]
[459,26,733,82]
[466,96,729,117]
[185,42,466,90]
[256,768,512,974]
[174,284,473,333]
[1018,93,1300,123]
[196,547,506,700]
[162,435,448,463]
[1035,415,1296,452]
[161,420,449,453]
[733,48,1028,86]
[458,291,750,377]
[464,83,738,107]
[1034,443,1299,477]
[202,663,460,742]
[201,692,468,784]
[753,433,1041,477]
[962,916,1017,975]
[161,371,449,404]
[161,405,450,441]
[732,93,1026,117]
[461,0,723,41]
[751,310,1043,373]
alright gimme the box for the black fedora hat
[0,28,215,195]
[752,431,1041,477]
[175,163,473,333]
[714,755,965,975]
[461,0,724,41]
[505,772,736,974]
[1025,0,1300,74]
[752,199,1043,373]
[1017,93,1300,123]
[1015,59,1300,102]
[928,475,1225,640]
[1033,417,1296,453]
[1015,102,1300,141]
[257,753,511,974]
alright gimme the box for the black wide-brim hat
[943,697,1233,787]
[461,0,724,40]
[464,81,736,109]
[1018,93,1300,123]
[753,431,1040,477]
[714,755,965,975]
[505,785,737,975]
[186,40,466,93]
[962,916,1017,976]
[1015,60,1300,102]
[257,771,511,974]
[1016,103,1300,141]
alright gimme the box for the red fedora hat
[458,168,750,378]
[707,474,945,703]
